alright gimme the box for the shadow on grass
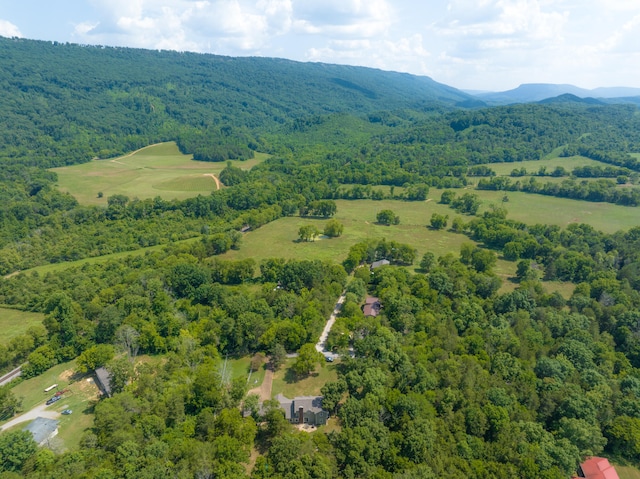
[70,370,87,383]
[283,368,319,384]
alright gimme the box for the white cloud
[293,0,393,37]
[437,0,568,55]
[306,34,431,76]
[0,19,22,37]
[77,0,298,53]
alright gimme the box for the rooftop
[579,457,620,479]
[24,417,59,445]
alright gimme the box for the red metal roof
[579,457,620,479]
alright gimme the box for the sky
[0,0,639,91]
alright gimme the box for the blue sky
[1,0,638,91]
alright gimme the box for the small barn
[276,394,329,426]
[95,366,113,397]
[24,417,59,446]
[370,259,390,270]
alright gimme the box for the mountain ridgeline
[0,36,479,166]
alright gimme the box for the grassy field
[617,465,640,479]
[52,142,268,205]
[271,358,338,399]
[11,188,634,295]
[3,360,100,450]
[464,189,639,234]
[485,155,607,176]
[0,307,44,345]
[227,356,266,389]
[222,192,636,268]
[220,199,491,269]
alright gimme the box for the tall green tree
[292,343,324,376]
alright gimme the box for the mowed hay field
[52,142,268,205]
[485,155,608,176]
[0,307,44,345]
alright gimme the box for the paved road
[0,402,60,431]
[316,291,346,356]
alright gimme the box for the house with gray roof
[24,417,59,446]
[276,393,329,426]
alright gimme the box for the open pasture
[465,188,639,233]
[221,198,518,284]
[485,155,611,176]
[0,307,44,345]
[223,190,637,271]
[52,142,267,205]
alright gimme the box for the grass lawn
[4,360,100,450]
[14,187,632,288]
[9,361,81,413]
[617,465,640,479]
[0,307,44,345]
[464,189,639,234]
[52,142,268,205]
[227,356,266,389]
[271,358,338,399]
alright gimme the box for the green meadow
[485,155,608,176]
[0,307,44,345]
[52,142,268,205]
[222,191,638,268]
[466,189,639,233]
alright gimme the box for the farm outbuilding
[95,366,113,397]
[370,259,390,269]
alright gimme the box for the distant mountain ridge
[474,83,640,104]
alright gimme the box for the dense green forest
[1,37,640,478]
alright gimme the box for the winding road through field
[203,173,222,190]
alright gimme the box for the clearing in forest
[0,307,45,345]
[52,142,267,205]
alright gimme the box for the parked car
[46,395,61,405]
[324,355,334,362]
[61,409,72,415]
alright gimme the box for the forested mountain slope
[0,36,478,166]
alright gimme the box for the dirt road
[316,292,346,354]
[246,368,273,402]
[203,173,222,190]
